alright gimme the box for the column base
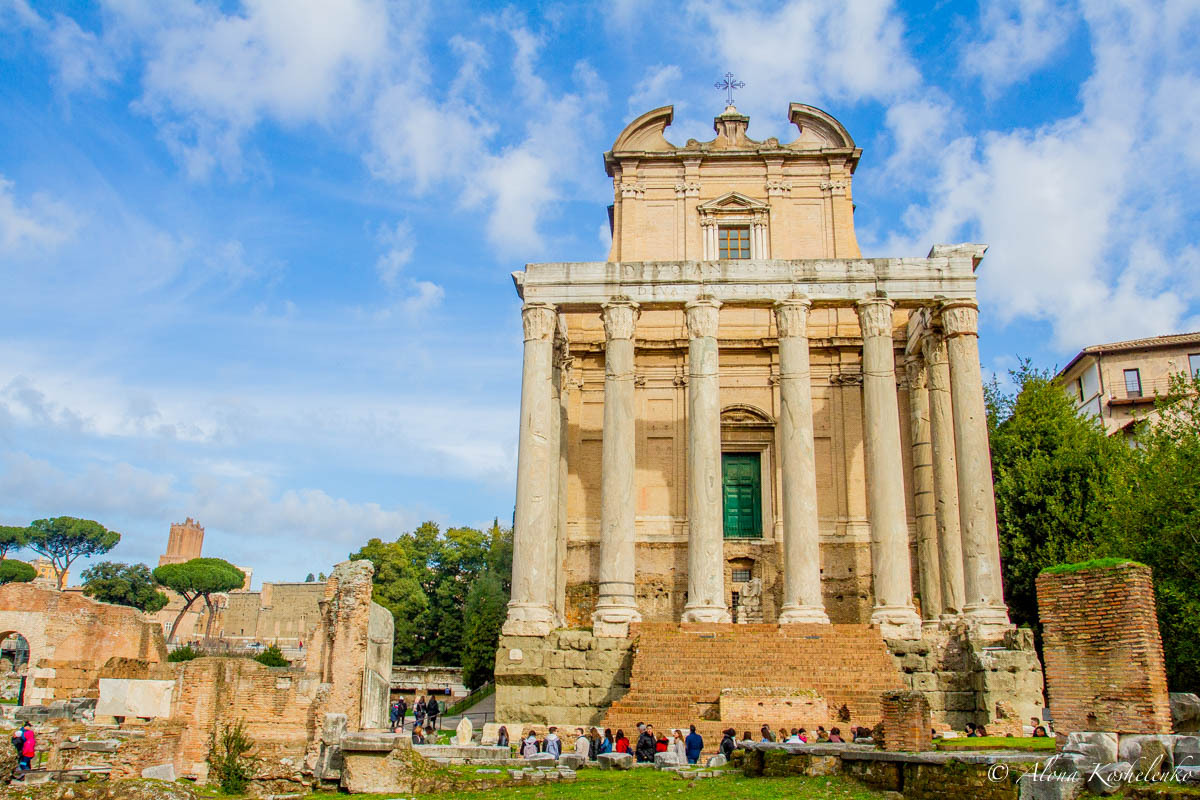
[963,603,1012,639]
[777,604,830,625]
[592,602,641,639]
[501,602,556,638]
[681,604,731,623]
[870,604,922,640]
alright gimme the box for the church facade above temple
[604,103,862,262]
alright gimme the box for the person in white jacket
[671,729,687,761]
[574,728,590,758]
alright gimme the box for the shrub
[207,720,258,795]
[254,645,288,667]
[167,645,201,663]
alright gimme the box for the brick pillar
[1036,561,1171,734]
[880,690,932,752]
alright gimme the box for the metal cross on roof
[714,72,745,106]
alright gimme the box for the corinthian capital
[920,330,948,366]
[856,297,896,339]
[773,298,812,339]
[521,303,557,342]
[905,355,927,390]
[940,301,979,338]
[602,299,640,341]
[685,296,722,339]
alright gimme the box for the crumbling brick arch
[0,584,167,705]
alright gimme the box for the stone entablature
[513,255,981,307]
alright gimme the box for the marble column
[594,299,643,636]
[774,299,830,624]
[941,301,1010,627]
[555,340,571,627]
[856,296,921,638]
[682,297,731,623]
[503,302,558,636]
[905,355,943,622]
[921,331,966,617]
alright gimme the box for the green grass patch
[307,767,891,799]
[1040,558,1146,575]
[935,736,1055,752]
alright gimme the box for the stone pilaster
[921,331,966,618]
[774,299,829,625]
[503,302,558,637]
[555,332,571,627]
[905,355,942,623]
[681,297,730,623]
[594,299,643,636]
[856,296,921,639]
[941,301,1009,629]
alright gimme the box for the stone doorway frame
[719,405,777,543]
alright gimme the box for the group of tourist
[510,723,710,765]
[752,724,848,744]
[389,695,442,734]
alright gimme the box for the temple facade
[495,102,1040,730]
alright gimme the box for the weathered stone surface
[97,678,174,718]
[1018,770,1083,800]
[526,753,556,766]
[557,753,585,769]
[1136,739,1171,779]
[79,739,120,753]
[1086,761,1131,795]
[1174,735,1200,767]
[597,752,633,770]
[1171,693,1200,732]
[706,754,726,767]
[1063,732,1118,767]
[455,717,473,746]
[655,751,683,769]
[141,763,177,781]
[342,732,402,752]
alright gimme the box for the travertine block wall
[880,690,931,752]
[0,583,167,705]
[1036,562,1171,734]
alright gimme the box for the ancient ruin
[494,101,1044,735]
[0,560,393,792]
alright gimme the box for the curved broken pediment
[612,105,676,152]
[787,103,856,150]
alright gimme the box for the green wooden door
[722,452,762,539]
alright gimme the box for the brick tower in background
[159,517,204,566]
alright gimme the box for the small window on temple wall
[718,225,751,259]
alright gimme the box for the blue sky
[1,0,1198,585]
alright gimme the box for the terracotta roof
[1058,331,1200,377]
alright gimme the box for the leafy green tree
[0,526,29,559]
[81,562,169,612]
[1100,372,1200,690]
[153,558,246,642]
[254,645,289,667]
[988,362,1129,633]
[167,645,201,662]
[461,571,508,690]
[350,537,429,663]
[26,517,120,589]
[305,573,315,582]
[0,560,36,585]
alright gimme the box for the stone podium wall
[494,630,633,725]
[1037,561,1171,734]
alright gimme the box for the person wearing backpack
[17,723,34,771]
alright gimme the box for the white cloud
[688,0,920,133]
[628,64,681,115]
[44,12,120,93]
[962,0,1075,95]
[375,221,415,286]
[0,176,77,252]
[878,0,1200,350]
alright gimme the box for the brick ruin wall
[0,583,167,705]
[880,689,931,752]
[1036,562,1172,734]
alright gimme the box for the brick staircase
[600,622,904,753]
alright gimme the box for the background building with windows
[1057,332,1200,438]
